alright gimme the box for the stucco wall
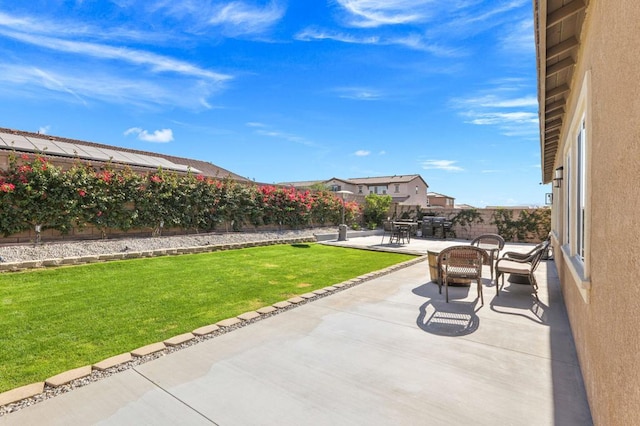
[553,1,640,423]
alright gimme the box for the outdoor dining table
[392,221,418,244]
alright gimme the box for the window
[369,185,388,195]
[564,155,571,245]
[558,71,590,303]
[576,118,586,261]
[330,184,341,192]
[394,184,400,193]
[358,185,363,194]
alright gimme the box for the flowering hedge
[0,154,361,238]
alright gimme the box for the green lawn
[0,243,414,393]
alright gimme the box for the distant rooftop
[0,127,248,181]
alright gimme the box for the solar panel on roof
[151,156,178,168]
[24,137,70,157]
[0,131,202,174]
[78,146,112,162]
[0,133,35,151]
[66,144,93,158]
[123,152,159,167]
[46,140,79,156]
[97,148,134,164]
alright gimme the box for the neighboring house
[534,1,640,423]
[454,203,475,210]
[0,127,249,181]
[282,175,429,206]
[427,192,455,208]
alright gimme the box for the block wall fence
[0,207,548,246]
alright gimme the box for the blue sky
[0,0,549,207]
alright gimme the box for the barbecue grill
[422,217,452,239]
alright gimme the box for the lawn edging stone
[216,318,242,328]
[131,342,166,357]
[93,353,133,371]
[45,366,92,387]
[0,383,45,407]
[164,333,195,347]
[192,324,220,336]
[237,311,261,321]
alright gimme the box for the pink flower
[78,189,86,197]
[0,183,15,193]
[98,170,112,183]
[150,175,162,183]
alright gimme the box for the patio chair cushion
[493,260,531,275]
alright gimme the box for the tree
[363,193,392,228]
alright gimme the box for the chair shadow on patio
[412,283,481,336]
[489,278,550,325]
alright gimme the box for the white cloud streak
[124,127,174,143]
[247,123,314,147]
[149,0,284,36]
[421,160,463,172]
[0,63,216,109]
[0,29,230,83]
[208,1,285,35]
[336,0,434,28]
[335,87,383,101]
[354,150,371,156]
[295,27,461,56]
[452,83,539,137]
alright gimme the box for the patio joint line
[131,368,219,425]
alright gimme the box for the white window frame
[560,71,591,303]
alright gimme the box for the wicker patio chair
[470,234,505,282]
[494,240,550,301]
[437,245,488,304]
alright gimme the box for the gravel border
[0,230,424,417]
[0,228,336,264]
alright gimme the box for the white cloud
[150,0,284,36]
[354,150,371,156]
[452,83,539,137]
[0,63,218,109]
[0,29,230,83]
[124,127,174,143]
[295,27,379,44]
[500,18,535,53]
[468,111,538,125]
[295,27,460,56]
[335,0,432,28]
[208,1,285,35]
[335,87,383,101]
[249,123,314,147]
[0,11,173,44]
[421,160,463,172]
[38,125,51,135]
[457,95,538,109]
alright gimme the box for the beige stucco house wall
[535,0,640,423]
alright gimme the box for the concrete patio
[0,235,592,425]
